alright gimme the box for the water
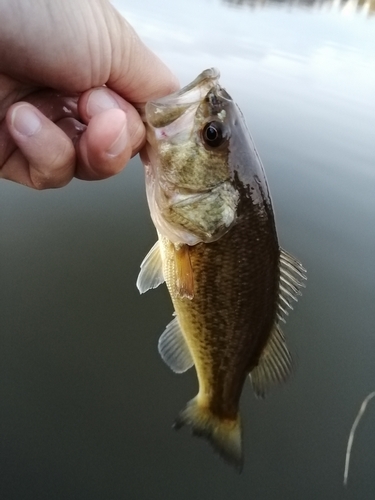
[1,1,375,498]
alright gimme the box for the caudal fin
[173,397,243,472]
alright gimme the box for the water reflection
[224,0,375,16]
[1,0,375,498]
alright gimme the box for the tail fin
[173,397,243,472]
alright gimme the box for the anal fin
[158,315,194,373]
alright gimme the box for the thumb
[105,9,179,104]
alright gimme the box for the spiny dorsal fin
[136,241,164,294]
[249,324,292,398]
[158,315,194,373]
[277,248,307,323]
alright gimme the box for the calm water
[1,1,375,498]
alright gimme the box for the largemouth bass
[137,68,306,471]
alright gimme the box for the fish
[136,68,306,471]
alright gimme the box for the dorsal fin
[250,249,306,397]
[249,324,292,398]
[136,241,164,294]
[277,248,306,323]
[158,315,194,373]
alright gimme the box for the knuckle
[30,139,75,189]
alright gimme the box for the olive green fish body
[137,69,306,470]
[164,182,279,421]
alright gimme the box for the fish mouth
[145,68,226,128]
[167,68,220,101]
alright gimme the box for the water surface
[1,1,375,498]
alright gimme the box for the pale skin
[0,0,179,189]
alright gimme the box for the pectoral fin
[158,315,194,373]
[249,325,292,398]
[173,244,194,300]
[136,241,165,294]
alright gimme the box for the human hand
[0,0,178,189]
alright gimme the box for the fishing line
[343,391,375,486]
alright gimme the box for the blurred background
[1,0,375,498]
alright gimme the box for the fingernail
[11,105,42,137]
[87,89,119,117]
[106,117,128,157]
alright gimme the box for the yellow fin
[249,324,292,398]
[174,397,243,472]
[173,244,194,299]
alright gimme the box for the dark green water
[1,0,375,498]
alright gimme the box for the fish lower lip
[139,148,150,165]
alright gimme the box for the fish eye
[202,121,227,148]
